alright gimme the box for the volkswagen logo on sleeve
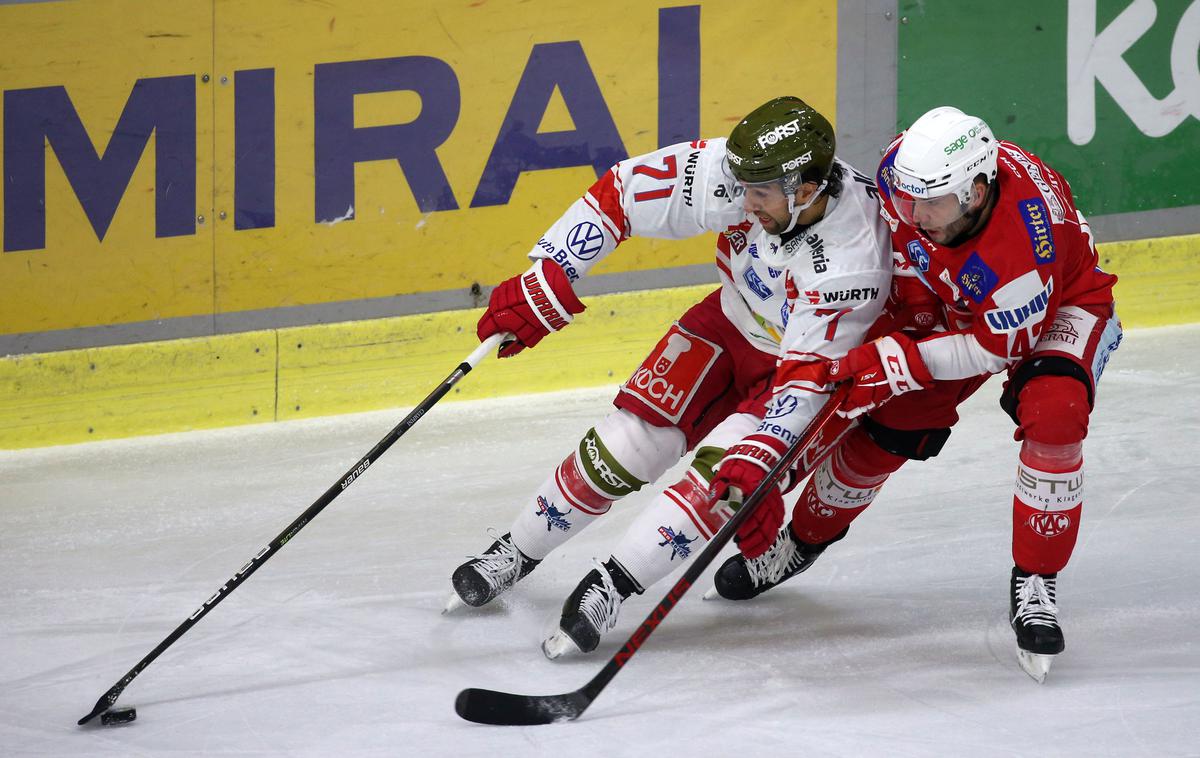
[566,221,605,260]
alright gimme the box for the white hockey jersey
[526,137,892,442]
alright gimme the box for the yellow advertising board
[0,3,215,333]
[1,0,838,336]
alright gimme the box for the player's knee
[839,426,908,476]
[689,445,726,484]
[861,416,952,461]
[590,409,686,487]
[1016,375,1090,447]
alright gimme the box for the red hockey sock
[790,427,904,545]
[1011,376,1089,573]
[1012,442,1083,574]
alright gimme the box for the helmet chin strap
[781,179,828,235]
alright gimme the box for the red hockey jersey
[876,138,1117,379]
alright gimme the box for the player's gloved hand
[477,258,585,358]
[709,442,786,559]
[828,333,933,419]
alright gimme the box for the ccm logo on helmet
[757,118,801,149]
[781,151,813,172]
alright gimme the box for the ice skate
[1010,567,1064,683]
[444,530,540,613]
[542,558,641,659]
[705,525,847,601]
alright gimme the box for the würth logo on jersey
[522,271,569,330]
[821,287,879,303]
[1029,512,1071,537]
[535,495,573,532]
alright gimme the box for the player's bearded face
[741,182,791,234]
[897,186,984,245]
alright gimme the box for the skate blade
[442,591,467,615]
[541,630,580,660]
[1016,648,1054,683]
[702,586,721,601]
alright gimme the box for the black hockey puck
[99,706,137,725]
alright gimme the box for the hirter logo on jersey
[1019,198,1056,264]
[957,252,999,303]
[906,240,930,272]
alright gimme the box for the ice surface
[2,324,1198,757]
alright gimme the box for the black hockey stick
[78,332,510,726]
[455,389,847,725]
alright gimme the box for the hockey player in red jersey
[709,106,1122,682]
[445,97,894,658]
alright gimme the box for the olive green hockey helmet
[726,96,836,193]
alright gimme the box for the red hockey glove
[709,441,786,559]
[828,333,933,419]
[477,258,585,358]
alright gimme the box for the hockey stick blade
[77,692,118,726]
[454,391,846,726]
[455,687,591,726]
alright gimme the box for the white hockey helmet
[888,106,998,229]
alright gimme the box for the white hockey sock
[509,448,614,560]
[508,410,686,561]
[609,466,725,589]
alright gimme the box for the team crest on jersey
[957,252,999,303]
[724,228,749,254]
[905,240,930,272]
[742,267,773,300]
[566,222,605,261]
[1019,198,1056,264]
[535,495,573,532]
[658,526,698,560]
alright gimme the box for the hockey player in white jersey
[446,97,892,657]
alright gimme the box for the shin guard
[1011,376,1089,574]
[791,427,904,545]
[610,446,727,589]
